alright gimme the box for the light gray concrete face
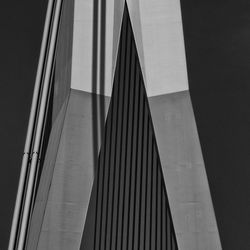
[148,91,222,250]
[127,0,189,96]
[71,0,188,97]
[35,90,110,250]
[71,0,125,96]
[52,0,74,121]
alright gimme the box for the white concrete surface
[127,0,189,96]
[71,0,188,97]
[71,0,125,96]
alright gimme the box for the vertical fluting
[81,3,178,250]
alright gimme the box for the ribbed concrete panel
[36,90,110,250]
[80,5,178,249]
[127,0,189,96]
[71,0,125,96]
[148,91,222,250]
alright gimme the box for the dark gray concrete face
[148,91,221,250]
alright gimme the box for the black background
[181,0,250,249]
[0,0,250,248]
[0,1,47,248]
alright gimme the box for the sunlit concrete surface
[71,0,189,97]
[71,0,125,96]
[127,0,189,96]
[148,91,222,250]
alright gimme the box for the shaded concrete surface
[26,96,69,250]
[36,90,110,250]
[148,91,221,250]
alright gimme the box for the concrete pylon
[12,0,222,249]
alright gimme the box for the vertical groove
[121,19,132,250]
[114,10,128,249]
[155,145,158,250]
[93,129,101,250]
[117,14,131,249]
[108,48,120,250]
[127,46,137,250]
[161,180,163,250]
[108,40,121,249]
[131,72,141,250]
[149,136,154,250]
[162,182,167,250]
[110,6,126,249]
[142,112,149,249]
[103,84,114,250]
[146,127,153,250]
[101,57,114,249]
[157,163,162,250]
[137,90,145,250]
[104,46,119,249]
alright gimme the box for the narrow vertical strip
[131,69,141,250]
[121,17,133,250]
[114,10,128,249]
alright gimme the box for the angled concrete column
[148,91,222,250]
[125,1,221,248]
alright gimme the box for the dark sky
[181,1,250,249]
[0,0,48,248]
[1,0,250,249]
